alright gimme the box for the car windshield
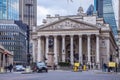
[37,62,46,66]
[16,65,24,68]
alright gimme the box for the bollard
[73,66,78,72]
[83,65,86,71]
[0,67,5,73]
[22,66,32,74]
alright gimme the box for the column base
[47,52,54,67]
[96,63,100,69]
[62,54,66,62]
[87,61,91,70]
[0,67,5,73]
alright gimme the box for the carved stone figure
[77,6,84,15]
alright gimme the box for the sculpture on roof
[77,6,84,15]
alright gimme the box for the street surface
[0,70,120,80]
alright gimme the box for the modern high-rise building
[94,0,103,18]
[19,0,37,28]
[94,0,118,37]
[0,0,33,65]
[86,4,94,15]
[0,0,37,27]
[0,0,19,20]
[118,1,120,27]
[0,20,28,65]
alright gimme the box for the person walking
[103,63,107,72]
[53,64,57,70]
[8,64,13,72]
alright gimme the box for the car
[36,62,48,73]
[14,65,25,71]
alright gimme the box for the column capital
[61,35,66,37]
[70,35,74,37]
[96,34,100,37]
[33,38,37,41]
[37,36,41,39]
[79,35,82,37]
[87,34,91,37]
[45,35,49,38]
[54,35,58,38]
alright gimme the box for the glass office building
[0,0,36,64]
[0,0,19,20]
[0,20,28,65]
[94,0,118,36]
[86,4,94,15]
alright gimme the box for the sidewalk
[92,70,120,74]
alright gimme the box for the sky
[37,0,94,25]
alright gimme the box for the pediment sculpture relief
[40,19,97,30]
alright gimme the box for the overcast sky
[37,0,94,25]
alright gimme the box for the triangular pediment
[39,18,99,31]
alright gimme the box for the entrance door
[66,44,77,63]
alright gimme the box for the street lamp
[25,3,33,66]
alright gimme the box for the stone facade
[0,45,13,72]
[32,11,117,69]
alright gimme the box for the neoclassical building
[32,7,118,69]
[0,45,13,72]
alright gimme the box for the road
[0,70,120,80]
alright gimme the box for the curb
[0,72,6,74]
[95,72,118,74]
[21,72,33,74]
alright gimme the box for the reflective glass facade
[0,20,28,65]
[94,0,118,36]
[0,0,19,20]
[86,4,94,15]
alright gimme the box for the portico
[36,34,100,66]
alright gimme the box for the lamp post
[25,3,33,66]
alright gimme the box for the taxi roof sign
[74,63,80,67]
[108,62,116,67]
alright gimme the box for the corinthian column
[70,35,74,65]
[54,36,58,65]
[87,35,91,67]
[2,54,5,67]
[79,35,83,64]
[45,36,49,61]
[32,39,36,62]
[37,36,42,62]
[96,35,100,69]
[62,35,66,62]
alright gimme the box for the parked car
[36,62,48,73]
[14,65,25,71]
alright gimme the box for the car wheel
[38,70,42,73]
[46,69,48,72]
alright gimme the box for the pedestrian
[8,64,13,72]
[53,64,57,70]
[103,63,107,72]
